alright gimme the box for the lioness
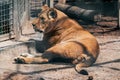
[14,5,99,72]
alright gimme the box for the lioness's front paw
[20,53,34,58]
[14,57,25,63]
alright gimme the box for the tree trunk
[55,3,100,22]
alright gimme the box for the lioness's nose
[32,24,36,27]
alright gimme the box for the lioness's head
[32,5,58,33]
[32,5,67,33]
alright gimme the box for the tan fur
[14,5,99,72]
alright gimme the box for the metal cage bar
[13,0,28,40]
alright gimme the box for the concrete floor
[0,36,120,80]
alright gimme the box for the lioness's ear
[41,4,49,10]
[48,8,57,20]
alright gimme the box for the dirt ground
[0,34,120,80]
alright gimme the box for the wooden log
[97,21,118,27]
[55,3,100,22]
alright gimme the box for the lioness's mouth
[32,24,43,33]
[34,28,43,33]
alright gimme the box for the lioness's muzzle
[32,24,43,33]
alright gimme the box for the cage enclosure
[0,0,120,80]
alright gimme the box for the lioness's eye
[40,17,45,21]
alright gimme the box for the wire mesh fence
[29,0,44,18]
[29,0,54,19]
[0,0,13,35]
[0,0,52,41]
[0,0,27,41]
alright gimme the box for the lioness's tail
[74,63,90,73]
[74,55,96,73]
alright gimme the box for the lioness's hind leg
[74,54,95,73]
